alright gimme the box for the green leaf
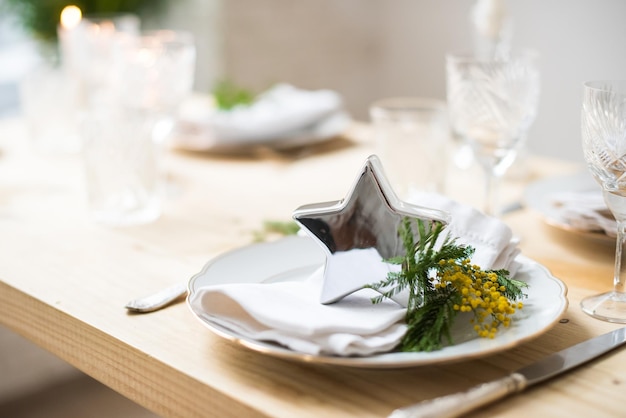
[213,80,255,110]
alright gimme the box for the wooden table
[0,117,623,417]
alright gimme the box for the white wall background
[198,0,626,163]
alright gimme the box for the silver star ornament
[293,155,449,306]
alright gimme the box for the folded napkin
[174,84,350,151]
[407,191,522,276]
[189,193,521,357]
[189,266,407,356]
[551,190,616,237]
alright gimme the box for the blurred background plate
[171,92,352,154]
[523,171,614,243]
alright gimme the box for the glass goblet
[581,80,626,322]
[446,51,540,216]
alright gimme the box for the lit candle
[61,5,82,29]
[57,5,83,76]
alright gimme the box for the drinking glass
[115,30,196,144]
[82,108,162,226]
[446,51,540,215]
[581,80,626,322]
[370,97,449,199]
[81,31,195,226]
[20,63,82,153]
[117,30,196,114]
[63,13,141,104]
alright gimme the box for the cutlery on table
[389,327,626,418]
[125,282,188,313]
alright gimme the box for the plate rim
[187,236,569,368]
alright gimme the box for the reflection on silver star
[293,155,449,305]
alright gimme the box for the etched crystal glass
[446,51,540,215]
[581,80,626,322]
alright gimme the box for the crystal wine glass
[446,51,540,216]
[581,80,626,322]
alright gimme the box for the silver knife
[389,326,626,418]
[125,282,188,313]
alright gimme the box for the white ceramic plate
[187,236,568,368]
[171,93,351,153]
[523,171,613,243]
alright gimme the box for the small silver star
[293,155,449,305]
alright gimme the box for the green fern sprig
[368,217,528,352]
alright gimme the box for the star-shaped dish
[293,155,449,305]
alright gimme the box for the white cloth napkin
[189,193,521,357]
[174,84,350,151]
[550,190,616,237]
[407,191,522,276]
[189,266,407,356]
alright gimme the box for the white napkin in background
[551,190,616,237]
[173,84,350,150]
[189,193,521,357]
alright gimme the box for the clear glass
[118,30,196,113]
[82,108,162,226]
[580,80,626,322]
[80,30,196,226]
[59,13,140,90]
[446,51,540,216]
[19,64,81,153]
[370,97,449,199]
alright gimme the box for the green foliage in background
[2,0,167,42]
[212,80,256,111]
[253,220,300,242]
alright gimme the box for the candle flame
[60,5,82,29]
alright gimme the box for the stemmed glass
[446,51,540,216]
[581,80,626,322]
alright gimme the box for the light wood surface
[0,117,623,418]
